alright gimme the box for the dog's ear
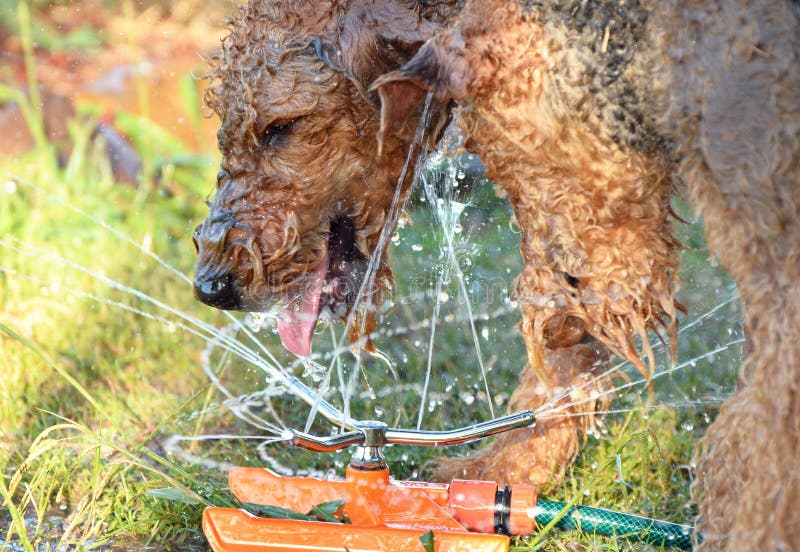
[371,32,471,150]
[312,3,438,101]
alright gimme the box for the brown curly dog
[193,1,800,549]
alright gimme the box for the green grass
[0,3,742,550]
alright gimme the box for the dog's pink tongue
[277,251,329,357]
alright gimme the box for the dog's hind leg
[655,1,800,548]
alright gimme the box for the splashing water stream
[537,338,745,420]
[309,93,438,430]
[418,140,495,422]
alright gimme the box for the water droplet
[412,244,423,252]
[438,291,450,303]
[391,232,400,245]
[450,201,466,217]
[246,312,269,332]
[682,420,694,431]
[453,224,463,234]
[301,361,327,383]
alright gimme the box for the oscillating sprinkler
[202,401,696,551]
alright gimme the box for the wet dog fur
[193,1,800,549]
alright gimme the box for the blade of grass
[179,72,203,139]
[189,347,231,453]
[0,471,35,552]
[16,1,44,145]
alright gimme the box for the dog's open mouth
[277,216,366,356]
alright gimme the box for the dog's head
[194,0,447,356]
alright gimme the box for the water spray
[202,404,697,551]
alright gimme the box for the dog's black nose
[194,273,241,310]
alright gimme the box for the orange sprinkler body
[202,412,538,552]
[204,466,535,551]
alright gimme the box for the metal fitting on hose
[448,480,536,536]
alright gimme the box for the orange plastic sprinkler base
[203,465,536,552]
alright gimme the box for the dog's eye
[261,120,295,148]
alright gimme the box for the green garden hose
[535,499,698,550]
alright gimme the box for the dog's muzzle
[194,272,241,310]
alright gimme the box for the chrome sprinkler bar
[281,376,536,447]
[280,375,536,470]
[281,410,536,454]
